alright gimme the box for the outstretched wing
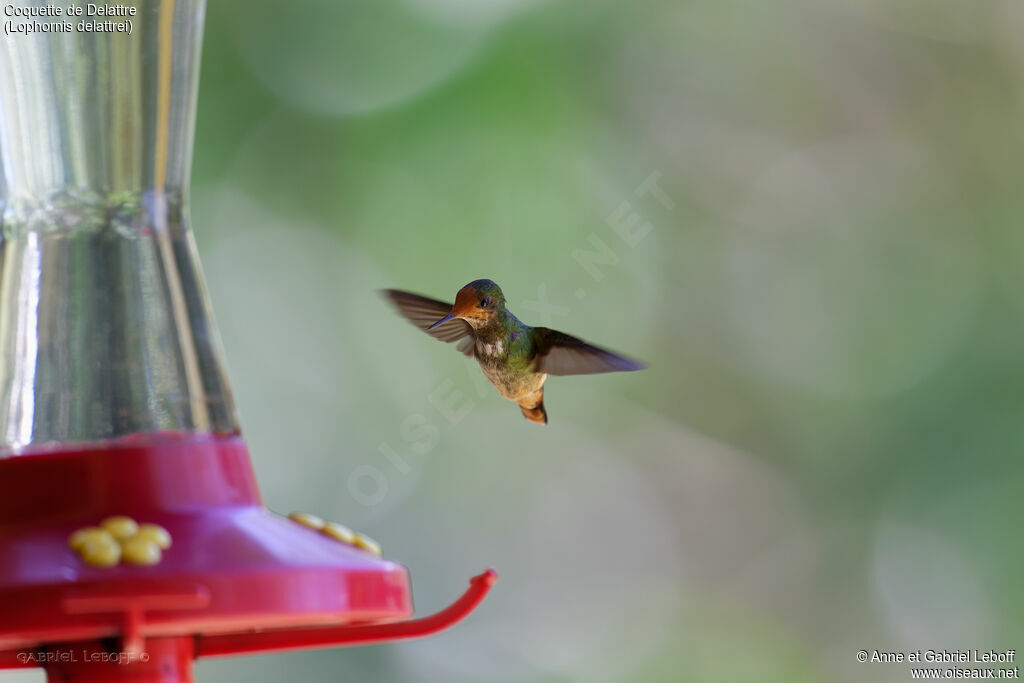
[381,289,474,356]
[532,327,647,376]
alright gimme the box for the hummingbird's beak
[428,313,456,330]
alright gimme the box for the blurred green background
[195,0,1021,681]
[30,0,1024,681]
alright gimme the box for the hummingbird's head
[430,279,505,330]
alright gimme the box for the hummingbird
[382,280,646,424]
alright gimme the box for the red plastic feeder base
[0,435,495,681]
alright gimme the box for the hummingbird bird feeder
[0,2,494,681]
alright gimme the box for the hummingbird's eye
[480,297,491,308]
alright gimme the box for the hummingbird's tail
[518,389,547,425]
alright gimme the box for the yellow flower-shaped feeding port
[288,512,382,556]
[322,521,356,544]
[68,517,172,568]
[287,512,325,531]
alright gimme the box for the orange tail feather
[518,390,547,425]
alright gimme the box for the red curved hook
[195,569,497,658]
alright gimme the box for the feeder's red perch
[0,573,496,672]
[195,569,497,658]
